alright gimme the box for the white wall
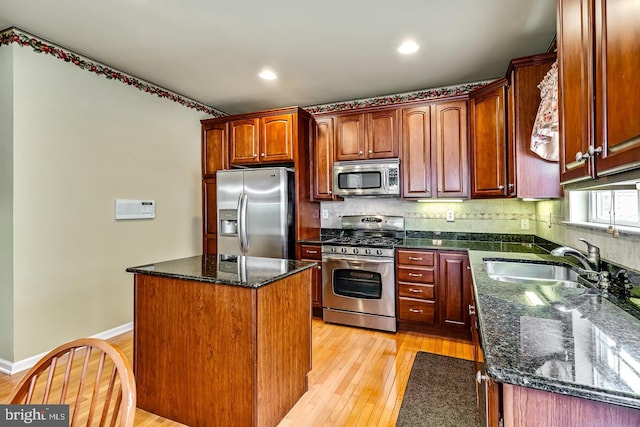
[536,199,640,271]
[5,46,210,361]
[0,45,14,361]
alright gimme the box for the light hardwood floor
[0,319,474,426]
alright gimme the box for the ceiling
[0,0,556,115]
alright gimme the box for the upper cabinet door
[312,116,335,200]
[367,109,399,159]
[470,80,509,198]
[558,0,594,184]
[434,101,469,198]
[202,122,228,176]
[594,0,640,176]
[401,105,433,198]
[335,113,366,161]
[261,114,294,162]
[230,118,260,165]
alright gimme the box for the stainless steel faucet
[550,238,601,272]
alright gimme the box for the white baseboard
[0,322,133,376]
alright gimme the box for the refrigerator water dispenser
[219,209,238,236]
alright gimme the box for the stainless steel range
[322,215,405,332]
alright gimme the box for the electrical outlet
[322,209,329,219]
[446,210,455,222]
[520,219,530,230]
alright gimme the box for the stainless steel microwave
[332,159,400,197]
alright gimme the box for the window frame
[588,189,640,228]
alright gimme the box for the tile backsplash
[320,197,639,272]
[320,198,537,234]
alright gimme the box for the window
[589,189,640,228]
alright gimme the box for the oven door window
[332,268,382,299]
[336,171,382,190]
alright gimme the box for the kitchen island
[126,254,315,427]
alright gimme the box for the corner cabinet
[334,109,399,161]
[396,248,471,340]
[401,100,469,199]
[558,0,640,183]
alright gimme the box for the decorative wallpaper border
[304,80,492,114]
[0,27,227,118]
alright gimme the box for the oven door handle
[323,256,394,264]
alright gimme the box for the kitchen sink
[483,259,582,288]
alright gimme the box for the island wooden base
[133,269,312,427]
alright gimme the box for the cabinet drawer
[397,266,435,284]
[398,283,435,300]
[398,298,436,324]
[397,250,435,266]
[299,244,321,260]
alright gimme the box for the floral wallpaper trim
[0,27,227,118]
[304,80,493,114]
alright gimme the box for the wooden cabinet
[434,101,469,198]
[335,108,399,161]
[230,113,294,165]
[397,249,437,327]
[396,248,470,339]
[558,0,640,183]
[401,100,469,199]
[469,53,562,199]
[202,122,228,176]
[201,107,320,251]
[202,178,217,254]
[438,251,471,331]
[312,116,336,200]
[296,243,322,314]
[470,79,510,198]
[506,53,562,199]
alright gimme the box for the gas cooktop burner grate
[323,236,403,248]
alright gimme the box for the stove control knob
[376,249,383,256]
[331,247,337,253]
[353,248,359,255]
[341,247,348,254]
[365,248,371,255]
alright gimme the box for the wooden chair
[7,337,136,427]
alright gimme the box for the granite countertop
[468,250,640,410]
[126,254,316,288]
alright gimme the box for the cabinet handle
[409,288,423,293]
[261,153,266,157]
[359,150,363,155]
[575,146,603,162]
[467,266,471,270]
[468,304,476,316]
[253,153,258,158]
[408,273,423,277]
[408,257,423,261]
[368,149,373,154]
[409,308,424,313]
[508,183,514,189]
[329,190,332,194]
[498,185,505,190]
[306,250,318,254]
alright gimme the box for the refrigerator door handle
[239,192,249,253]
[236,194,244,253]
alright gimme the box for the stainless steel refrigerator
[216,167,294,259]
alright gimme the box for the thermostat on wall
[115,199,156,220]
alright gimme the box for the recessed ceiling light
[259,69,277,80]
[398,40,420,55]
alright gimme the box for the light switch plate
[446,210,455,222]
[521,219,530,230]
[322,209,329,219]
